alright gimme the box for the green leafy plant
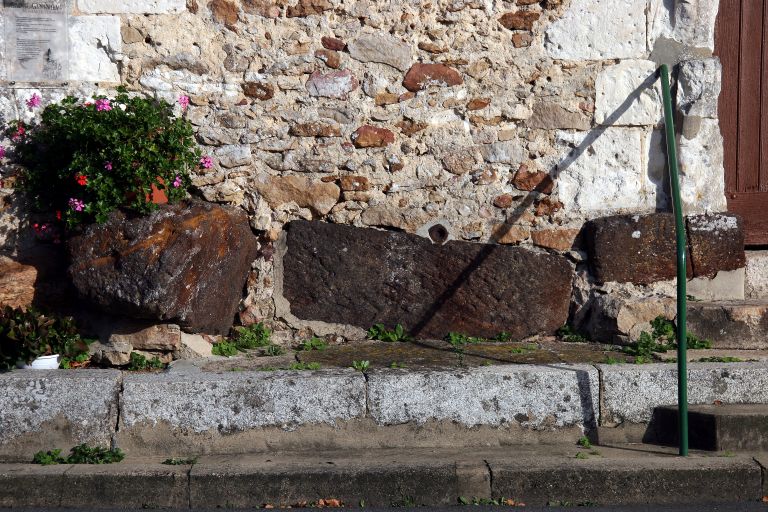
[624,316,713,363]
[493,332,513,342]
[212,341,239,357]
[126,352,164,371]
[264,344,284,356]
[0,306,89,370]
[352,360,370,372]
[233,323,271,349]
[556,325,589,343]
[32,449,67,465]
[33,444,125,465]
[696,356,744,363]
[458,496,519,506]
[577,436,592,449]
[289,362,321,371]
[299,337,328,351]
[390,361,407,369]
[574,451,589,460]
[6,89,201,228]
[162,456,198,465]
[367,323,410,342]
[446,332,485,349]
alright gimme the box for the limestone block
[585,294,676,344]
[0,256,36,309]
[347,33,412,71]
[677,58,722,118]
[556,128,659,213]
[599,363,768,425]
[595,60,662,126]
[687,269,745,301]
[0,370,122,460]
[648,0,720,53]
[214,145,252,168]
[69,16,122,82]
[687,301,768,349]
[109,323,181,351]
[545,0,648,60]
[367,365,599,429]
[678,118,727,213]
[746,251,768,299]
[77,0,186,13]
[119,370,367,432]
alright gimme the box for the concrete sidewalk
[0,446,765,508]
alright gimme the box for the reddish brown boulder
[0,256,36,309]
[243,82,274,100]
[512,164,554,193]
[286,0,331,17]
[289,121,341,137]
[321,36,346,50]
[208,0,239,28]
[68,201,258,334]
[351,125,395,148]
[493,194,514,209]
[315,48,340,69]
[339,176,370,191]
[499,11,540,31]
[402,63,463,92]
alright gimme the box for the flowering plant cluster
[3,89,205,227]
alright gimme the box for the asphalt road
[4,504,768,512]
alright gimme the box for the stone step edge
[3,363,768,458]
[0,454,764,508]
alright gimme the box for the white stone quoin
[69,16,122,82]
[77,0,186,14]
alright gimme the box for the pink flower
[0,146,5,159]
[178,95,190,111]
[26,93,42,109]
[200,155,213,169]
[173,175,182,188]
[95,98,112,112]
[11,125,25,142]
[68,198,85,212]
[104,161,113,171]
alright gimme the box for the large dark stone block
[281,221,573,340]
[585,213,745,285]
[68,201,258,334]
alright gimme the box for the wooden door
[716,0,768,245]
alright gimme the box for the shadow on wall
[410,68,669,338]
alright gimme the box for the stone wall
[0,0,727,338]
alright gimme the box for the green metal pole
[660,64,688,456]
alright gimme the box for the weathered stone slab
[0,370,121,460]
[585,295,676,345]
[653,404,768,451]
[687,214,745,278]
[367,365,599,429]
[347,33,412,71]
[107,322,181,351]
[677,58,721,118]
[0,256,36,309]
[68,201,258,335]
[585,213,689,285]
[598,363,768,425]
[119,370,366,433]
[280,221,573,340]
[687,301,768,349]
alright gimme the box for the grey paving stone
[0,370,122,460]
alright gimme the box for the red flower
[55,211,62,220]
[75,174,88,186]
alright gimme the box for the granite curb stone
[598,362,768,425]
[367,365,600,429]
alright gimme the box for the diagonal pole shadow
[409,69,664,338]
